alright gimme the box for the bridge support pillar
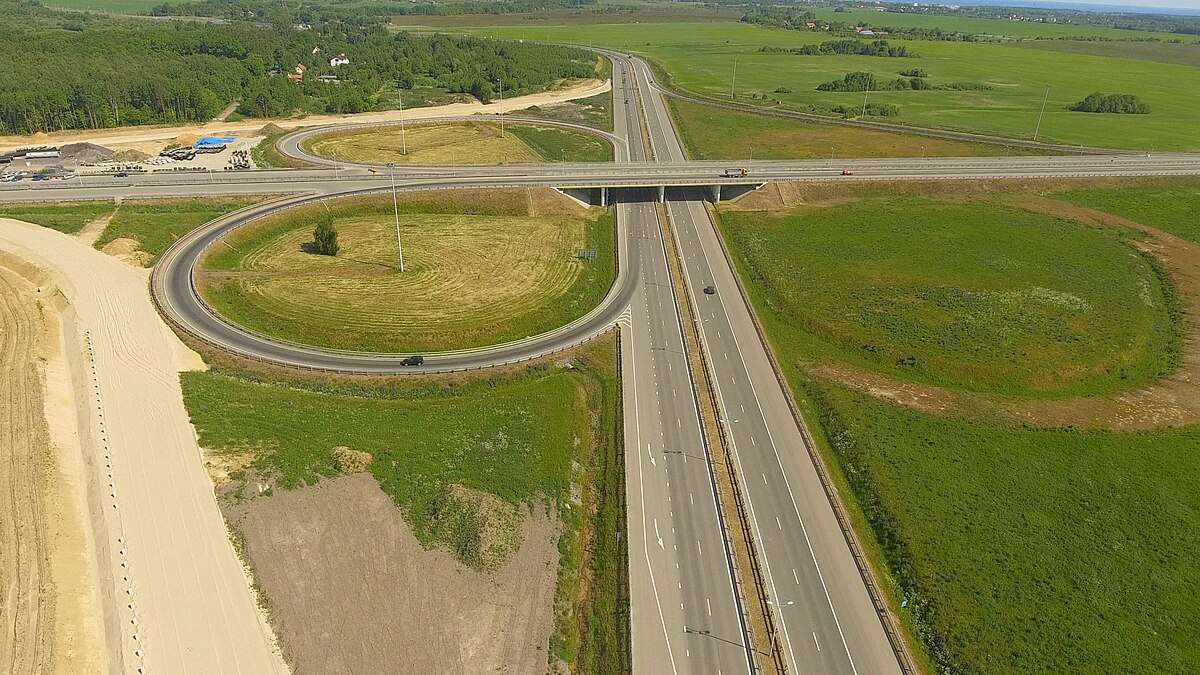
[658,185,665,203]
[713,184,722,203]
[600,187,608,207]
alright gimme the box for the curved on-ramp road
[277,115,629,169]
[151,183,637,374]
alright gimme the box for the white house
[329,53,349,67]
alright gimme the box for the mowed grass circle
[721,195,1181,397]
[300,120,613,166]
[197,189,615,353]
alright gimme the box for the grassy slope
[95,197,264,265]
[0,202,115,234]
[301,121,611,165]
[508,124,613,162]
[715,181,1200,672]
[468,22,1200,150]
[181,334,626,674]
[199,191,616,353]
[669,98,1040,160]
[1054,185,1200,245]
[720,196,1178,398]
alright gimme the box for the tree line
[761,40,917,58]
[0,1,597,135]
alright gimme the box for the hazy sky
[1023,0,1200,7]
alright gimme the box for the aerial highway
[5,49,1200,675]
[630,54,905,673]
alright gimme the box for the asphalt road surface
[629,54,904,674]
[612,55,754,675]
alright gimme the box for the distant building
[312,46,322,55]
[329,53,349,67]
[295,63,307,74]
[805,22,816,28]
[295,22,311,30]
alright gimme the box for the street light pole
[860,73,872,118]
[388,163,404,272]
[731,56,737,101]
[1033,85,1050,141]
[497,77,505,138]
[397,85,407,156]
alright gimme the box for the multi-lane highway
[612,55,753,675]
[630,54,904,673]
[5,48,1200,675]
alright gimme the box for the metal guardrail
[701,204,919,674]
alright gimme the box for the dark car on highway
[703,285,717,295]
[401,355,424,366]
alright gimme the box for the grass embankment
[181,333,627,673]
[300,121,611,166]
[1055,185,1200,245]
[669,98,1042,160]
[0,201,114,234]
[198,188,615,353]
[716,180,1199,673]
[521,91,614,132]
[96,197,264,265]
[252,126,311,169]
[468,22,1200,151]
[724,193,1178,398]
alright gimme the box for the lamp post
[496,77,505,138]
[1033,85,1050,141]
[387,162,404,272]
[397,85,407,156]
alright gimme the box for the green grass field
[717,180,1200,672]
[720,193,1179,397]
[810,381,1200,674]
[806,6,1181,41]
[669,98,1041,160]
[300,121,612,166]
[0,201,115,234]
[198,189,615,353]
[97,197,264,265]
[182,334,626,673]
[469,22,1200,150]
[1054,185,1200,245]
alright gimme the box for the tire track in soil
[0,267,54,674]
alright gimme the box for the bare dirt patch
[229,473,560,675]
[99,237,152,268]
[0,260,104,675]
[806,194,1200,431]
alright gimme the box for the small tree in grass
[313,213,339,256]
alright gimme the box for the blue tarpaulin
[195,136,236,148]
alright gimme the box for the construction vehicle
[721,167,749,178]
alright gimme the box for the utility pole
[861,73,872,118]
[1033,85,1050,141]
[388,163,404,272]
[731,56,737,100]
[397,85,407,155]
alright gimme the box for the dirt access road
[0,218,288,675]
[0,254,104,674]
[0,79,609,154]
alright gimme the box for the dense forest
[0,0,598,135]
[761,40,917,57]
